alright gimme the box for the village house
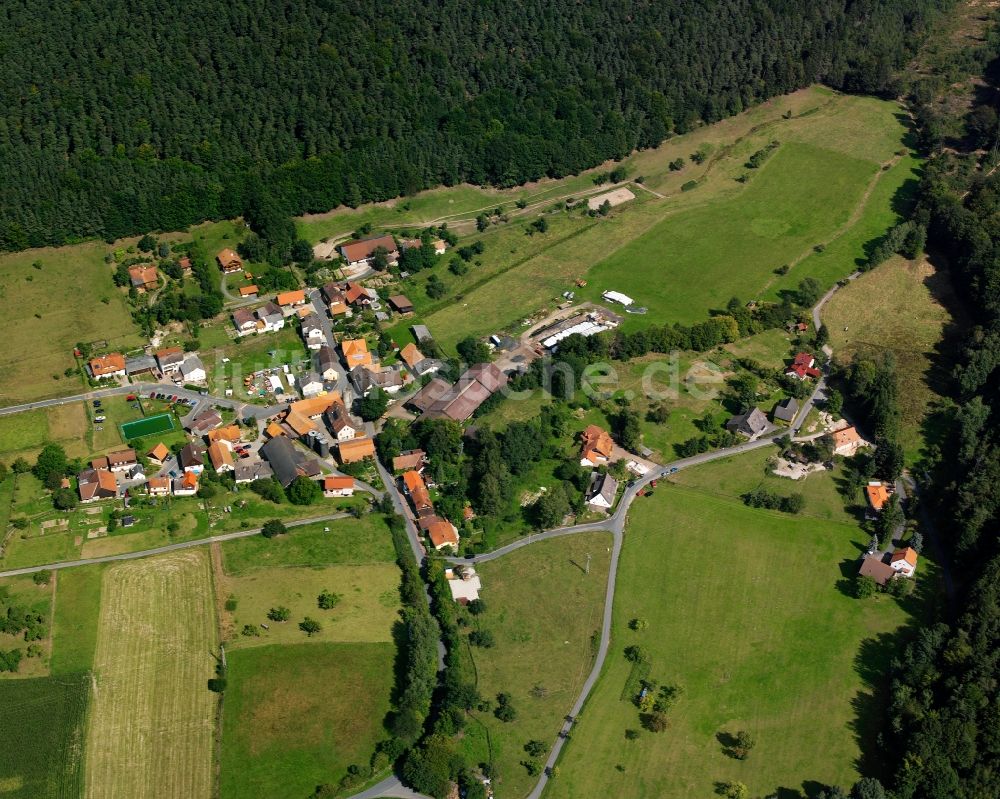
[178,256,192,272]
[859,555,897,586]
[217,248,243,273]
[865,481,892,513]
[262,435,321,487]
[785,352,821,380]
[890,547,919,577]
[392,449,426,473]
[580,425,615,467]
[587,472,619,510]
[298,371,324,398]
[426,518,460,551]
[88,353,127,380]
[341,338,373,369]
[324,400,360,441]
[78,468,118,502]
[316,345,338,381]
[350,364,404,396]
[179,443,206,474]
[239,285,259,299]
[773,397,799,424]
[206,424,242,445]
[128,264,158,292]
[187,408,223,436]
[832,425,865,457]
[289,394,342,420]
[276,290,307,314]
[234,459,273,484]
[233,302,285,337]
[339,235,399,268]
[106,449,138,472]
[155,346,185,374]
[172,471,199,496]
[145,475,171,496]
[321,476,355,498]
[387,295,414,315]
[321,282,350,317]
[399,342,439,377]
[338,436,376,465]
[344,281,376,306]
[300,313,326,351]
[726,407,770,440]
[147,442,170,465]
[179,353,207,384]
[207,441,235,473]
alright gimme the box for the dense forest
[0,0,949,250]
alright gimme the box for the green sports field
[546,479,934,799]
[119,412,176,440]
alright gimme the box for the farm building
[340,235,399,268]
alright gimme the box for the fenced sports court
[119,412,176,441]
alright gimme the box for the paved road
[348,775,431,799]
[0,512,351,579]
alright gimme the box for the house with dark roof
[324,400,361,441]
[726,407,769,440]
[125,354,158,378]
[773,397,799,424]
[261,435,318,488]
[316,345,338,381]
[350,364,405,396]
[587,472,619,509]
[419,363,508,422]
[179,443,206,474]
[187,409,223,436]
[859,555,897,586]
[388,295,414,315]
[405,377,452,414]
[234,459,273,484]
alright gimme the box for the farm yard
[83,551,217,799]
[458,533,612,799]
[546,482,936,799]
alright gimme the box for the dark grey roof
[261,436,319,488]
[727,407,769,436]
[588,472,619,505]
[412,324,432,342]
[773,397,799,422]
[125,355,158,374]
[179,443,205,469]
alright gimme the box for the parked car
[94,415,106,423]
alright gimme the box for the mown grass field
[221,563,400,648]
[50,565,105,676]
[0,673,89,799]
[221,515,396,574]
[460,533,611,799]
[0,242,143,406]
[411,91,912,352]
[547,483,934,799]
[0,404,89,464]
[220,641,396,799]
[84,551,217,799]
[823,255,957,463]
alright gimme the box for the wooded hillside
[0,0,948,250]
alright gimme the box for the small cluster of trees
[745,140,779,169]
[741,487,805,514]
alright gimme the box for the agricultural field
[0,404,90,464]
[385,90,915,353]
[459,533,612,799]
[50,565,105,676]
[547,483,936,799]
[0,673,89,799]
[0,242,143,406]
[83,550,217,799]
[219,642,396,799]
[823,255,958,463]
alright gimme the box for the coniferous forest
[0,0,948,250]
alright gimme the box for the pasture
[83,551,217,799]
[460,533,612,799]
[547,484,933,799]
[0,242,142,406]
[220,563,400,648]
[219,642,396,799]
[0,404,89,464]
[823,255,957,462]
[0,674,89,799]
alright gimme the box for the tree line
[0,0,950,251]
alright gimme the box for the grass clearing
[220,642,396,799]
[0,673,89,799]
[83,550,217,799]
[0,404,90,464]
[547,484,935,799]
[460,533,612,799]
[0,242,142,405]
[50,565,105,675]
[823,256,957,462]
[220,563,400,648]
[221,516,395,575]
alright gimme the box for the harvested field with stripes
[83,551,217,799]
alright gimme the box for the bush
[32,570,52,586]
[469,629,495,648]
[318,589,341,610]
[855,575,878,599]
[261,518,287,538]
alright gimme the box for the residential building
[78,468,118,502]
[178,256,192,271]
[446,566,482,603]
[341,338,373,369]
[773,397,799,424]
[338,436,375,464]
[344,281,375,306]
[147,443,170,465]
[387,295,414,315]
[859,555,896,586]
[890,547,919,578]
[146,476,171,496]
[179,443,205,474]
[300,313,326,350]
[426,518,460,551]
[298,371,324,398]
[785,352,821,380]
[392,450,426,473]
[587,472,619,509]
[128,264,158,291]
[580,425,614,467]
[321,476,355,498]
[234,459,273,484]
[179,354,206,383]
[106,449,138,472]
[316,346,338,381]
[276,290,307,311]
[173,471,199,496]
[399,342,439,376]
[339,235,399,268]
[321,282,345,304]
[88,353,126,380]
[350,364,404,396]
[324,401,360,441]
[207,441,235,473]
[832,426,865,457]
[155,346,185,374]
[726,407,769,440]
[217,248,243,273]
[239,285,259,299]
[206,424,242,445]
[187,409,223,436]
[233,302,285,336]
[865,481,891,512]
[289,394,342,419]
[261,435,319,488]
